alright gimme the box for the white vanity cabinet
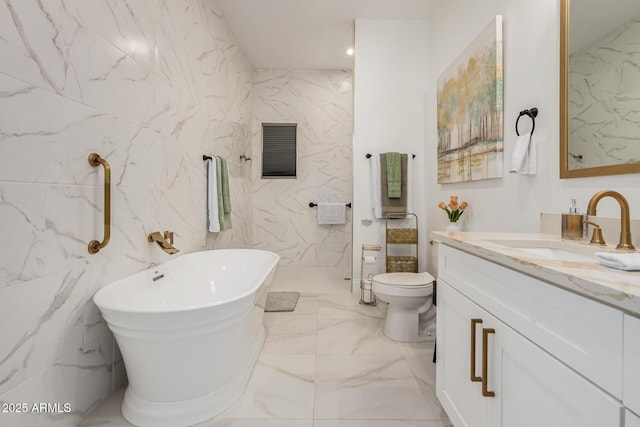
[625,314,640,416]
[436,244,625,427]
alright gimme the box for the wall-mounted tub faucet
[148,231,180,255]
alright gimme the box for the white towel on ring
[594,252,640,271]
[510,132,537,175]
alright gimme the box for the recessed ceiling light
[346,48,354,56]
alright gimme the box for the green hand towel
[215,157,232,231]
[220,157,232,214]
[386,152,402,198]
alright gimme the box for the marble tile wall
[569,18,640,169]
[0,0,254,425]
[251,69,353,270]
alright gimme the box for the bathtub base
[121,327,265,427]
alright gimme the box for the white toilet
[372,272,436,342]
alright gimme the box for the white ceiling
[215,0,437,70]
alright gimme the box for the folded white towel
[510,133,537,175]
[370,153,383,219]
[594,252,640,271]
[206,158,220,232]
[317,203,346,225]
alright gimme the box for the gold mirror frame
[560,0,640,178]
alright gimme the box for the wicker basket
[386,256,418,273]
[386,228,418,244]
[385,212,419,273]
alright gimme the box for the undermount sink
[487,239,598,263]
[511,247,596,263]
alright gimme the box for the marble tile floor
[79,266,452,427]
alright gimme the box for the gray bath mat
[265,292,300,312]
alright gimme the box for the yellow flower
[438,202,447,210]
[448,201,458,211]
[450,195,459,203]
[460,201,468,210]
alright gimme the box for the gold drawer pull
[482,327,496,397]
[470,319,483,382]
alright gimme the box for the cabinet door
[437,279,489,427]
[489,314,623,427]
[625,314,640,415]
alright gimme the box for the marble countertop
[430,231,640,317]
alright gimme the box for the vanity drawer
[625,314,640,415]
[438,244,624,398]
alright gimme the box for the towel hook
[516,107,538,137]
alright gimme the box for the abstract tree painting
[437,16,503,183]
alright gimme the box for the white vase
[445,222,461,232]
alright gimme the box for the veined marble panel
[263,315,318,355]
[0,0,254,423]
[252,70,353,124]
[54,0,159,71]
[314,354,431,420]
[0,183,46,287]
[0,346,113,427]
[251,70,353,268]
[218,354,315,419]
[569,18,640,169]
[0,0,84,99]
[0,267,86,396]
[317,318,402,356]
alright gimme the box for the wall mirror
[560,0,640,178]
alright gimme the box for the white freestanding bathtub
[93,249,280,427]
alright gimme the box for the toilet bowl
[372,272,435,342]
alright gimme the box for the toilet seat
[373,272,435,288]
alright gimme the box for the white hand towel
[522,134,537,175]
[594,252,640,271]
[510,133,537,175]
[406,153,413,213]
[317,203,346,225]
[370,153,383,219]
[207,158,220,232]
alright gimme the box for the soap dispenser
[561,199,586,240]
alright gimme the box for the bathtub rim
[93,249,280,314]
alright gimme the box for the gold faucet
[147,231,180,254]
[586,190,636,250]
